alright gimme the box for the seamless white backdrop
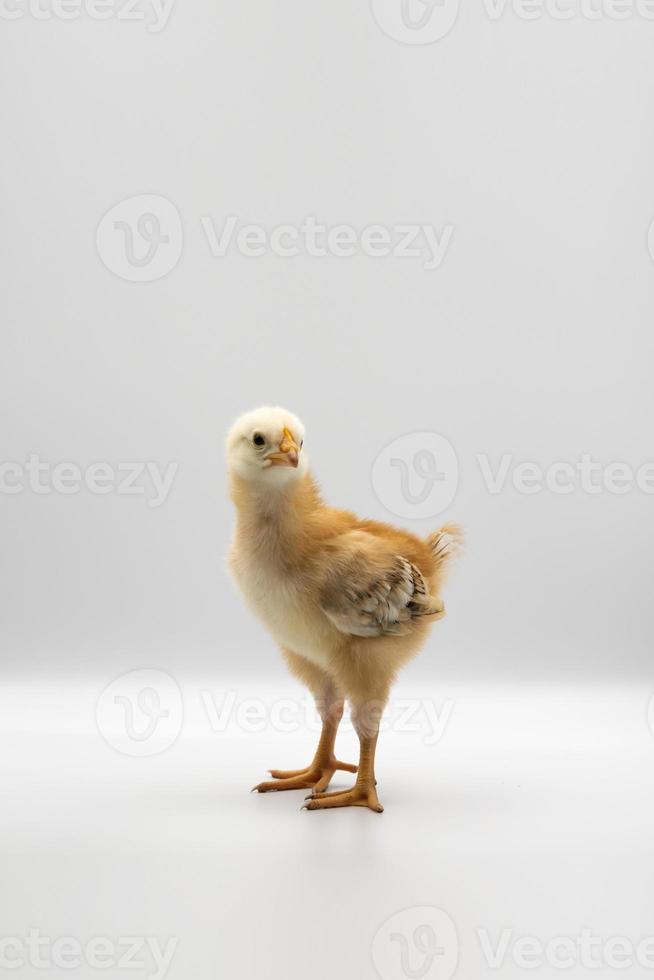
[2,8,654,980]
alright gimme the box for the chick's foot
[252,758,357,794]
[303,779,383,813]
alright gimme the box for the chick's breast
[229,539,341,671]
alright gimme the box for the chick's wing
[317,530,442,638]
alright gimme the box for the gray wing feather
[320,553,433,638]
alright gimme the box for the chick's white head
[226,406,307,485]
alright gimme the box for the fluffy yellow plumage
[227,406,461,812]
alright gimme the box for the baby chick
[227,406,461,812]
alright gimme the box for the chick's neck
[231,471,321,551]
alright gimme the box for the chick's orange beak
[267,427,300,467]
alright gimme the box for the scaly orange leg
[252,702,357,794]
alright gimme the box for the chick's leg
[304,703,383,813]
[253,652,356,794]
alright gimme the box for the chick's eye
[300,440,304,448]
[252,433,265,447]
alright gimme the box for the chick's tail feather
[427,523,464,571]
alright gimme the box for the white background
[2,1,654,978]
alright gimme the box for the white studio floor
[1,677,653,980]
